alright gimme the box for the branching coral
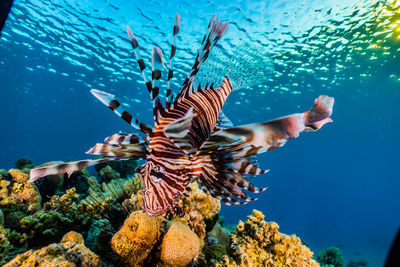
[226,210,319,267]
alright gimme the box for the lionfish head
[135,161,188,216]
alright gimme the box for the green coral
[98,165,120,182]
[316,247,344,267]
[204,244,228,263]
[13,158,34,170]
[20,188,93,248]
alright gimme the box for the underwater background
[0,0,399,266]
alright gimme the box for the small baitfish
[29,14,334,217]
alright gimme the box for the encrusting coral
[222,209,319,267]
[4,231,99,267]
[160,221,201,267]
[111,210,162,266]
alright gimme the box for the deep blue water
[1,0,399,265]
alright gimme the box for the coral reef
[111,210,161,266]
[95,158,138,178]
[20,188,92,248]
[0,225,10,265]
[0,162,329,267]
[161,221,201,267]
[13,158,34,170]
[173,182,220,245]
[225,210,319,267]
[4,231,99,267]
[316,247,345,267]
[0,169,41,208]
[99,165,120,182]
[86,219,120,265]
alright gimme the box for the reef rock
[226,210,319,267]
[111,210,161,266]
[160,221,201,267]
[4,231,99,267]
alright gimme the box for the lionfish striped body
[29,14,335,216]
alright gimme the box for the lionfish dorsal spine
[151,46,166,124]
[173,15,228,107]
[165,14,181,110]
[126,25,153,100]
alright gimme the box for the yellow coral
[111,210,161,266]
[4,231,99,267]
[8,169,29,184]
[228,210,319,267]
[160,222,200,267]
[61,231,84,244]
[173,182,220,245]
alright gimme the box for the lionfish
[29,14,334,216]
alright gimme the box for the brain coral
[4,231,99,267]
[111,210,161,266]
[160,221,201,267]
[227,209,319,267]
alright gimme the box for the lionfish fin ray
[90,89,152,135]
[174,15,228,105]
[126,25,154,101]
[29,158,125,183]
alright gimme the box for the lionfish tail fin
[29,158,120,183]
[175,15,228,103]
[166,14,181,110]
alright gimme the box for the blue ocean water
[0,0,399,265]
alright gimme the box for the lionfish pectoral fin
[214,110,233,132]
[199,95,335,158]
[164,108,197,154]
[90,89,152,136]
[29,158,121,183]
[86,142,147,158]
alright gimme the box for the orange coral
[160,222,201,267]
[111,210,161,266]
